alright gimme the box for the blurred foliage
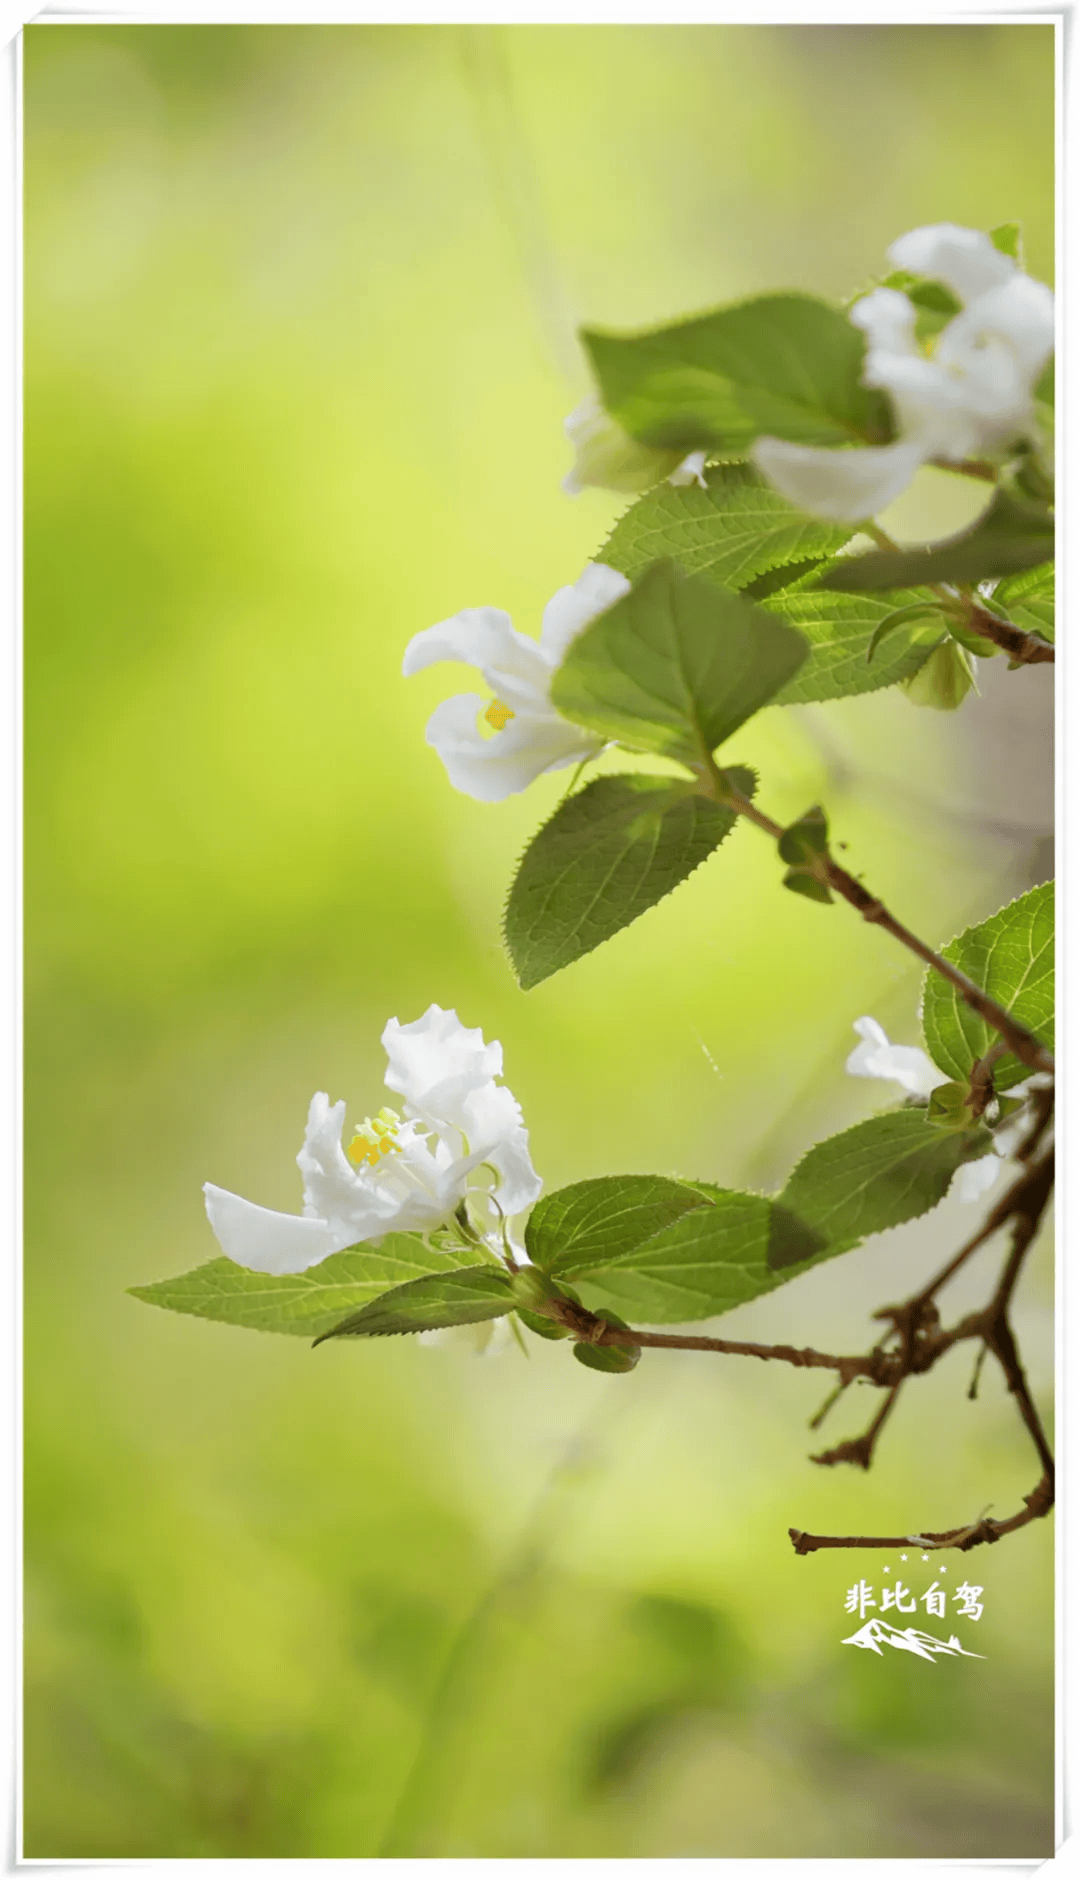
[24,21,1054,1858]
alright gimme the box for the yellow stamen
[347,1112,402,1169]
[484,699,515,732]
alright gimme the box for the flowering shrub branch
[134,222,1054,1559]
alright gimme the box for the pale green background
[25,22,1055,1858]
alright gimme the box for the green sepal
[517,1306,572,1342]
[782,868,833,904]
[573,1310,641,1374]
[778,804,829,866]
[926,1082,980,1129]
[901,640,977,711]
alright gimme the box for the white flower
[845,1015,1029,1205]
[562,396,709,497]
[846,1015,946,1099]
[403,563,630,801]
[204,1005,542,1274]
[752,224,1054,522]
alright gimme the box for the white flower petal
[458,1079,543,1214]
[937,276,1055,386]
[203,1183,352,1275]
[751,435,928,523]
[539,562,631,666]
[668,450,708,489]
[845,1017,946,1099]
[887,224,1016,304]
[403,607,554,709]
[423,693,601,802]
[850,287,920,357]
[383,1005,501,1114]
[950,1155,1003,1205]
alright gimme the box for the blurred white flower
[418,1317,515,1356]
[846,1015,946,1099]
[403,563,630,801]
[752,224,1054,522]
[845,1014,1027,1206]
[204,1005,542,1274]
[562,396,708,496]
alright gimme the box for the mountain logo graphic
[842,1618,984,1662]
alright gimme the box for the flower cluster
[752,223,1053,523]
[204,1005,541,1275]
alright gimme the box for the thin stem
[703,758,1054,1077]
[789,1474,1053,1555]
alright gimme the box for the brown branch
[703,762,1054,1078]
[968,603,1054,666]
[788,1146,1054,1555]
[789,1474,1053,1555]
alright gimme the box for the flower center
[483,699,515,732]
[347,1106,403,1169]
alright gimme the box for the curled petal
[383,1005,501,1116]
[938,275,1055,383]
[423,693,601,802]
[751,435,928,523]
[850,287,919,357]
[403,607,553,711]
[846,1016,946,1100]
[539,562,631,665]
[887,224,1016,304]
[203,1183,352,1275]
[296,1092,367,1225]
[458,1079,543,1214]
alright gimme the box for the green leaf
[551,559,808,767]
[763,584,943,704]
[776,1112,992,1259]
[313,1265,515,1343]
[599,463,851,594]
[989,562,1054,642]
[569,1186,830,1326]
[525,1174,713,1277]
[921,882,1054,1093]
[128,1234,478,1340]
[1035,359,1054,408]
[583,295,892,455]
[503,769,752,990]
[817,491,1054,592]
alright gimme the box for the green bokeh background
[24,22,1056,1859]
